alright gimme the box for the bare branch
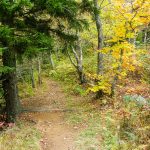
[71,46,79,63]
[67,50,77,68]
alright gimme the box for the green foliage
[0,26,12,42]
[0,0,90,64]
[47,56,79,92]
[0,66,14,74]
[118,95,150,149]
[73,85,86,96]
[18,82,35,98]
[123,94,149,106]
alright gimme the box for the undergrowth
[15,52,150,150]
[47,56,87,95]
[47,54,150,150]
[0,121,41,150]
[66,95,150,150]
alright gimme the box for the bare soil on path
[21,80,80,150]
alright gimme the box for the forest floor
[19,76,150,150]
[20,79,86,150]
[1,75,149,150]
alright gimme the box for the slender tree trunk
[49,50,55,69]
[76,39,86,84]
[144,27,148,50]
[37,56,42,85]
[93,0,104,75]
[30,60,35,88]
[55,48,60,61]
[67,38,86,84]
[111,49,123,96]
[77,68,86,84]
[17,64,24,83]
[93,0,104,98]
[2,48,20,122]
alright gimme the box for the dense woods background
[0,0,150,149]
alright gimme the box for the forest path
[21,79,80,150]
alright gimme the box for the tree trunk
[77,67,86,84]
[17,64,25,83]
[2,48,20,122]
[93,0,104,75]
[111,49,123,96]
[49,51,55,69]
[68,36,86,84]
[93,0,104,98]
[76,37,86,84]
[30,60,35,88]
[55,48,60,61]
[144,27,148,50]
[37,56,42,85]
[110,75,118,97]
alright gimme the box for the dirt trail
[21,80,78,150]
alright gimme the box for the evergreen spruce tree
[0,0,92,122]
